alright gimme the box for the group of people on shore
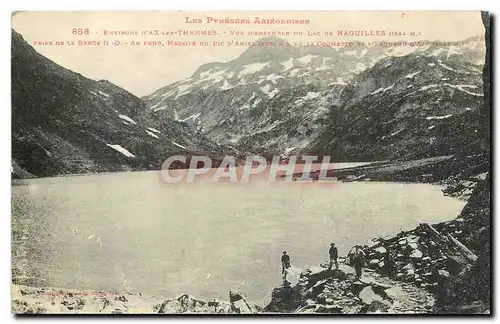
[281,243,366,281]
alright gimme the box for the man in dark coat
[281,251,291,280]
[329,243,339,270]
[351,245,366,279]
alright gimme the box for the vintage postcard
[11,11,491,315]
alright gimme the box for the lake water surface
[12,168,465,305]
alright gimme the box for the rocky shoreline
[11,262,437,314]
[11,219,488,315]
[12,284,262,314]
[12,157,490,315]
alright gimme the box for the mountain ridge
[143,34,485,157]
[11,29,223,178]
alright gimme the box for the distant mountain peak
[236,37,294,64]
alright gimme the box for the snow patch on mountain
[438,62,457,72]
[248,120,285,136]
[426,114,453,120]
[260,84,279,98]
[239,62,269,77]
[106,144,136,158]
[444,84,483,96]
[252,97,262,107]
[145,130,160,139]
[294,91,321,105]
[420,84,439,91]
[381,128,405,139]
[146,127,161,134]
[405,71,421,79]
[264,73,285,84]
[98,90,109,98]
[388,46,417,57]
[118,114,137,125]
[150,99,167,111]
[446,46,463,59]
[220,79,235,90]
[239,102,251,111]
[431,48,445,56]
[175,84,193,99]
[268,88,279,99]
[199,69,227,81]
[179,112,201,123]
[372,83,395,95]
[390,128,405,136]
[171,141,186,149]
[260,84,272,95]
[297,54,317,64]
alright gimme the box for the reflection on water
[12,170,465,305]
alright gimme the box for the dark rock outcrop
[265,264,435,314]
[432,12,491,314]
[361,221,477,288]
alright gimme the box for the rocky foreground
[12,285,261,314]
[11,264,435,315]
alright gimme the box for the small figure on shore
[349,245,366,280]
[281,251,291,281]
[328,243,339,270]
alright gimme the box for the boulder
[408,243,419,250]
[229,291,258,314]
[157,294,211,313]
[410,249,423,259]
[438,270,450,278]
[374,246,387,254]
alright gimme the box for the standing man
[329,243,339,270]
[351,245,366,280]
[281,251,291,280]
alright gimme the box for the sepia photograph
[10,10,491,315]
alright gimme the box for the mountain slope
[143,36,484,156]
[11,30,222,178]
[308,52,485,161]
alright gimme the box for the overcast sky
[12,11,484,96]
